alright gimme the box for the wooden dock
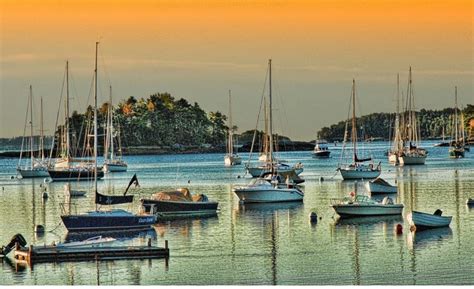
[13,240,169,265]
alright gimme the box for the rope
[47,221,64,233]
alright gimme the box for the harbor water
[1,141,473,285]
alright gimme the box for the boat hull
[312,151,330,158]
[224,155,242,166]
[48,169,104,181]
[388,153,398,164]
[233,187,304,203]
[17,168,50,178]
[398,155,426,165]
[61,213,156,232]
[141,199,219,218]
[339,168,381,180]
[103,163,128,172]
[366,182,398,194]
[333,204,404,217]
[247,166,303,178]
[448,148,465,159]
[407,211,452,230]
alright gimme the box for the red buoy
[395,224,403,235]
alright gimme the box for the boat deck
[13,240,169,265]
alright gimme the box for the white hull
[103,162,128,172]
[388,153,398,164]
[333,204,403,217]
[366,182,398,194]
[339,168,380,180]
[224,155,242,166]
[407,211,452,229]
[233,185,303,203]
[398,155,426,165]
[17,168,50,178]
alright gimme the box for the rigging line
[18,88,30,168]
[339,87,353,167]
[273,65,292,153]
[246,63,269,167]
[49,64,67,164]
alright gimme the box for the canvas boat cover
[371,178,392,187]
[151,188,209,202]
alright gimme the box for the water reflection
[154,216,218,238]
[64,227,158,244]
[406,227,453,250]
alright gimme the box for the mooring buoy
[309,212,318,223]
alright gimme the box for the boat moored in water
[406,210,452,230]
[366,178,398,194]
[331,194,403,218]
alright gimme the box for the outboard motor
[434,209,443,216]
[1,234,27,256]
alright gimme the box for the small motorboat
[406,210,452,230]
[312,139,331,158]
[141,188,219,219]
[366,178,398,194]
[233,177,304,203]
[331,194,404,218]
[56,236,116,248]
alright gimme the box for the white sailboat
[337,80,381,180]
[388,74,403,164]
[103,85,128,172]
[224,90,242,166]
[448,86,465,158]
[397,67,427,165]
[17,86,50,178]
[234,59,304,203]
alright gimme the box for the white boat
[233,178,304,203]
[366,178,398,194]
[406,210,452,230]
[235,60,304,203]
[56,236,116,248]
[17,87,50,178]
[224,90,242,166]
[247,162,304,178]
[331,195,403,218]
[337,80,381,180]
[396,67,426,165]
[103,85,128,172]
[312,138,330,158]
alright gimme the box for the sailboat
[61,42,156,232]
[388,74,403,164]
[48,61,104,181]
[448,86,465,158]
[17,86,50,178]
[245,61,304,178]
[397,67,427,165]
[103,85,128,172]
[224,90,242,166]
[233,59,304,203]
[337,79,381,180]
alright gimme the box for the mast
[29,85,34,168]
[228,89,233,156]
[351,79,357,163]
[454,86,458,143]
[40,96,45,161]
[109,85,114,161]
[65,61,70,160]
[94,42,99,197]
[268,59,273,164]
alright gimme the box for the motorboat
[246,161,304,178]
[366,178,398,194]
[467,198,474,206]
[141,188,219,219]
[331,194,403,218]
[233,178,304,203]
[406,210,452,230]
[312,138,330,158]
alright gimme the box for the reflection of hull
[233,185,304,203]
[332,204,404,217]
[141,199,219,219]
[339,168,381,180]
[334,214,403,226]
[61,209,156,232]
[407,227,453,249]
[399,155,426,165]
[224,155,242,166]
[407,211,452,230]
[366,180,398,194]
[17,168,50,178]
[239,201,303,212]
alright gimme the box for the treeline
[318,105,474,141]
[56,92,229,154]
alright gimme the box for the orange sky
[1,0,472,139]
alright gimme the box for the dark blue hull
[48,169,104,181]
[61,213,156,232]
[141,199,218,218]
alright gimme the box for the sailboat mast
[351,79,357,163]
[29,85,34,168]
[65,61,70,159]
[454,86,458,142]
[94,42,99,195]
[40,96,45,161]
[228,89,233,156]
[268,59,273,164]
[109,85,114,161]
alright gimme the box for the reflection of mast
[453,170,461,248]
[351,227,361,285]
[270,211,277,285]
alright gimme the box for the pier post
[165,240,168,250]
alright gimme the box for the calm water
[1,141,473,285]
